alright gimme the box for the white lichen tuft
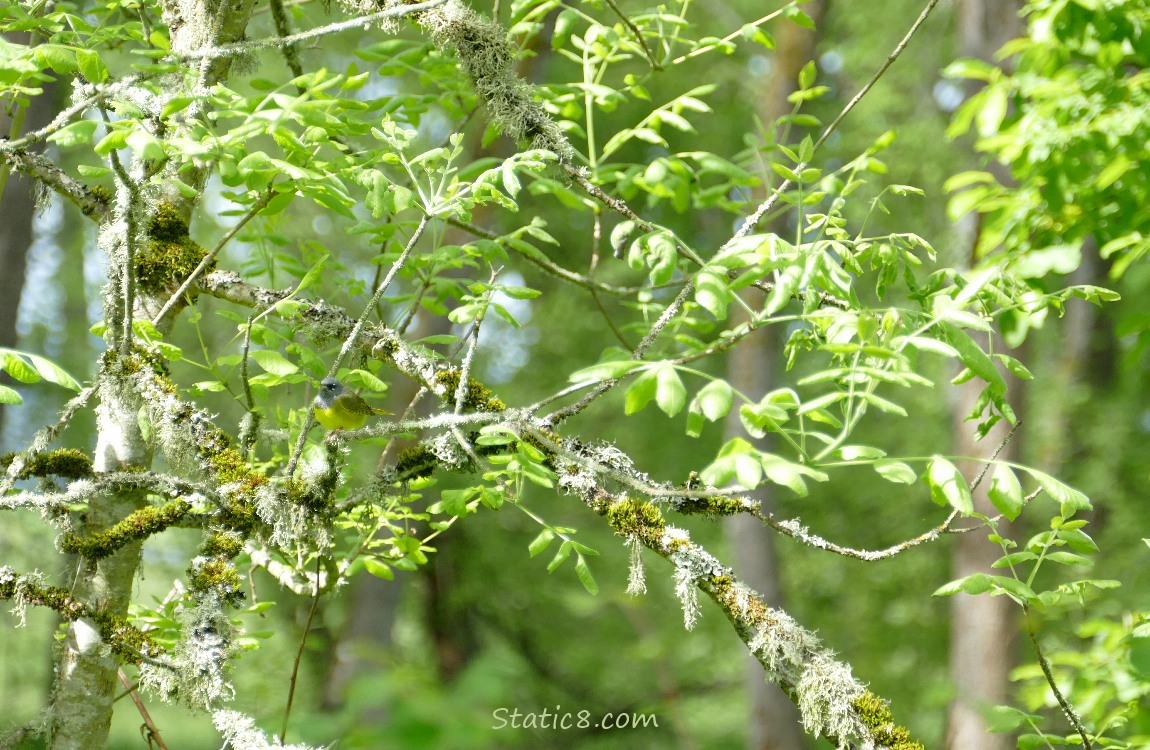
[212,709,327,750]
[556,458,597,496]
[139,593,237,709]
[395,0,575,159]
[796,653,869,747]
[749,608,820,685]
[1,567,43,627]
[427,432,471,469]
[625,536,646,596]
[660,525,731,630]
[255,480,330,550]
[673,566,701,630]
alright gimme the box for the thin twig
[286,215,430,477]
[669,7,791,66]
[544,280,695,425]
[268,0,304,80]
[0,384,98,495]
[151,189,274,326]
[330,215,430,377]
[281,558,324,744]
[117,669,169,750]
[445,216,640,296]
[1025,608,1094,749]
[601,0,661,70]
[732,0,943,243]
[969,419,1020,492]
[176,0,451,61]
[454,270,497,416]
[588,213,632,348]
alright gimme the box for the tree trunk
[724,3,826,748]
[49,379,149,749]
[0,56,60,433]
[944,4,1024,748]
[946,375,1015,750]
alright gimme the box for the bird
[312,376,388,431]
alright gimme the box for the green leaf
[34,44,77,74]
[991,551,1038,568]
[3,352,39,383]
[700,438,762,489]
[1059,528,1098,554]
[765,264,802,316]
[610,221,636,256]
[989,575,1036,604]
[771,162,799,181]
[655,364,686,417]
[570,359,640,383]
[161,97,196,118]
[546,541,573,573]
[695,271,730,320]
[988,464,1023,520]
[874,460,917,484]
[837,445,886,461]
[363,558,394,580]
[48,119,98,148]
[8,349,81,388]
[926,456,973,514]
[994,354,1033,381]
[250,350,298,376]
[574,555,599,595]
[1025,468,1091,517]
[939,322,1005,392]
[976,86,1007,136]
[76,49,108,83]
[0,385,22,405]
[624,367,659,415]
[528,529,555,558]
[695,379,733,421]
[1044,551,1091,566]
[126,129,166,162]
[934,573,991,596]
[760,454,827,496]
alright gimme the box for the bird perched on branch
[313,376,388,430]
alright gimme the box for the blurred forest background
[2,0,1149,748]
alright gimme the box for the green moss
[0,576,160,662]
[199,532,243,559]
[61,499,192,559]
[851,691,925,750]
[0,448,93,479]
[396,444,438,479]
[707,574,771,623]
[433,369,507,412]
[675,495,747,517]
[605,496,666,547]
[376,337,400,357]
[217,501,257,533]
[287,476,332,512]
[135,204,212,295]
[89,184,114,203]
[189,557,244,606]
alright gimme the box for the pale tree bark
[946,4,1023,748]
[49,382,149,749]
[725,4,825,748]
[45,0,256,743]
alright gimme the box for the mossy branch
[0,567,162,662]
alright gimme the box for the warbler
[313,376,388,430]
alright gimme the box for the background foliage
[2,0,1149,748]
